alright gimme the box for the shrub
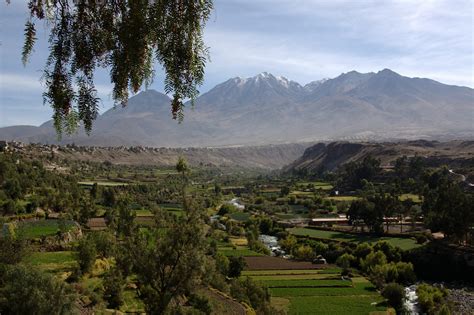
[103,268,124,309]
[336,253,356,269]
[361,250,387,273]
[293,245,315,261]
[382,282,405,311]
[0,265,75,314]
[228,256,246,278]
[417,283,450,315]
[77,237,97,273]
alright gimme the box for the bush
[103,268,124,309]
[417,283,450,315]
[361,250,387,273]
[336,253,356,269]
[382,283,405,311]
[293,245,315,261]
[188,294,212,315]
[217,203,237,216]
[0,265,75,314]
[228,256,246,278]
[77,237,97,273]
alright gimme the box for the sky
[0,0,473,127]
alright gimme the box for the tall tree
[18,0,213,135]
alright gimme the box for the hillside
[284,140,474,174]
[0,69,473,147]
[6,142,310,170]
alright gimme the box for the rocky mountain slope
[8,142,310,170]
[284,140,474,174]
[1,69,473,147]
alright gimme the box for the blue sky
[1,0,473,127]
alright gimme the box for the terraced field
[289,227,421,250]
[217,246,264,257]
[16,219,77,239]
[242,268,387,314]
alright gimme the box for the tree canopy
[19,0,213,135]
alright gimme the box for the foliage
[381,283,405,311]
[416,283,450,315]
[0,264,75,315]
[103,267,125,309]
[230,277,276,314]
[293,245,315,261]
[125,206,207,314]
[228,256,246,278]
[360,251,387,273]
[19,0,213,134]
[77,235,97,273]
[0,236,29,265]
[422,169,474,243]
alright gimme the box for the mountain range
[1,69,473,147]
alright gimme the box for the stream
[259,234,286,257]
[404,284,420,314]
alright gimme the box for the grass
[247,274,341,280]
[275,213,308,219]
[324,196,361,201]
[288,296,386,315]
[158,203,183,211]
[289,227,421,250]
[17,220,76,239]
[297,182,334,191]
[399,193,422,203]
[133,209,153,217]
[270,282,378,297]
[230,237,248,246]
[229,212,251,221]
[241,268,341,276]
[121,289,144,313]
[78,181,128,186]
[217,247,264,257]
[25,251,77,273]
[258,279,352,288]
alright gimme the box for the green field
[287,295,386,315]
[217,246,264,257]
[270,281,378,297]
[229,212,251,221]
[25,251,77,273]
[259,279,352,288]
[249,274,341,280]
[242,268,341,276]
[245,268,386,314]
[289,227,420,250]
[78,181,129,186]
[324,196,361,201]
[133,209,154,216]
[17,220,76,239]
[296,181,334,191]
[158,203,183,211]
[399,193,422,203]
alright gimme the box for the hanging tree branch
[19,0,213,136]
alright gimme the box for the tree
[361,250,387,273]
[0,265,75,315]
[0,236,28,265]
[382,283,405,311]
[103,268,125,310]
[126,205,207,314]
[77,236,97,274]
[228,256,246,278]
[17,0,213,134]
[422,170,474,243]
[280,186,290,197]
[117,198,136,237]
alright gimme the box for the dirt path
[203,288,247,315]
